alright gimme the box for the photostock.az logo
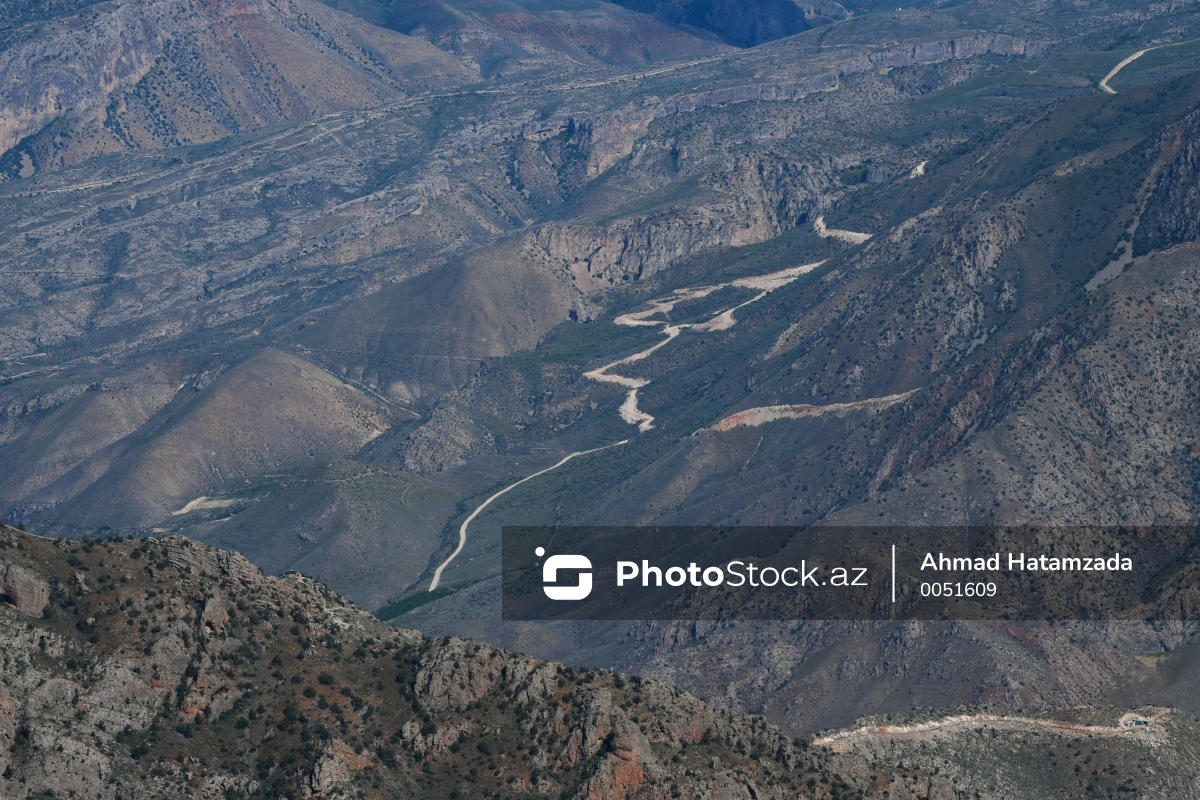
[536,547,592,601]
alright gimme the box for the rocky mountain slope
[0,523,964,799]
[392,33,1200,733]
[3,524,1197,799]
[0,0,481,176]
[0,0,733,178]
[0,4,1074,561]
[5,0,1200,746]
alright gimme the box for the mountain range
[3,0,1200,780]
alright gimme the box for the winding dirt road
[583,261,827,430]
[1099,48,1151,94]
[428,440,629,590]
[429,255,901,590]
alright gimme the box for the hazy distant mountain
[607,0,824,46]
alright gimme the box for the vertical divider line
[891,544,896,604]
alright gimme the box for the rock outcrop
[1136,109,1200,254]
[400,403,497,473]
[0,559,48,616]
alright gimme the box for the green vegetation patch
[375,588,456,621]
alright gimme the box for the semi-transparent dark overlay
[501,526,1200,621]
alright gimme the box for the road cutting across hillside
[709,390,920,431]
[814,215,873,244]
[431,256,908,589]
[583,261,827,430]
[814,708,1173,753]
[428,440,629,590]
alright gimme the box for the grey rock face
[0,560,48,616]
[1137,110,1200,254]
[161,534,263,588]
[0,0,167,156]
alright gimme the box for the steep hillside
[197,460,458,609]
[296,237,581,404]
[391,57,1200,733]
[5,0,1200,746]
[0,0,479,176]
[3,349,395,532]
[0,524,958,799]
[1135,107,1200,255]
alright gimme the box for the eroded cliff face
[1136,109,1200,254]
[0,0,168,158]
[533,33,1042,283]
[568,33,1040,182]
[0,525,948,799]
[539,153,839,283]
